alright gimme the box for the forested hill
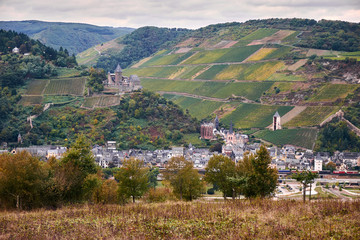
[0,29,77,88]
[118,18,360,151]
[86,18,360,72]
[0,20,134,54]
[94,26,191,72]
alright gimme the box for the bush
[207,188,215,195]
[143,187,176,203]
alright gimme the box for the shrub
[207,188,215,195]
[143,187,176,203]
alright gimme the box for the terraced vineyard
[43,77,86,96]
[83,96,121,108]
[246,48,276,61]
[309,84,355,102]
[284,106,339,127]
[254,128,318,149]
[261,46,292,60]
[222,103,293,129]
[182,45,262,64]
[19,96,43,106]
[25,80,49,95]
[123,66,185,78]
[235,28,279,46]
[196,65,228,80]
[141,79,273,101]
[140,52,195,67]
[163,94,224,119]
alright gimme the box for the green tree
[165,156,204,201]
[237,146,278,198]
[54,135,98,202]
[293,170,318,202]
[87,67,105,93]
[204,155,237,199]
[115,158,149,203]
[0,151,50,209]
[148,167,159,189]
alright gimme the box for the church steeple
[214,115,219,130]
[229,120,233,134]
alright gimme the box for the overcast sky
[1,0,359,29]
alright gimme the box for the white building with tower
[272,111,281,131]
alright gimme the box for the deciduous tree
[0,151,50,209]
[204,155,236,199]
[115,158,149,203]
[165,156,204,201]
[293,170,318,202]
[237,146,278,198]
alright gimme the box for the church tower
[272,111,281,131]
[114,64,123,85]
[214,115,219,130]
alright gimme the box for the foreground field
[1,200,359,239]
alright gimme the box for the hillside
[2,19,360,151]
[0,20,134,54]
[120,18,360,149]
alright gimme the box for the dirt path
[324,187,352,200]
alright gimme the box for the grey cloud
[0,0,359,29]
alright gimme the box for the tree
[115,158,149,203]
[204,155,237,199]
[292,170,318,202]
[237,146,278,198]
[0,151,50,209]
[165,156,204,201]
[148,167,159,189]
[87,67,105,93]
[323,162,336,171]
[54,135,98,202]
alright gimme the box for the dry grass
[1,200,358,239]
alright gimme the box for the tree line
[0,135,278,210]
[0,29,77,89]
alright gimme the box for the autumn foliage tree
[204,155,237,199]
[52,135,99,203]
[115,158,149,203]
[0,151,50,209]
[165,156,204,201]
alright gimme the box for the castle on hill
[105,64,142,92]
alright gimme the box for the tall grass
[1,200,359,239]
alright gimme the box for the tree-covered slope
[94,26,191,72]
[0,20,134,54]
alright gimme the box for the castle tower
[272,111,281,131]
[114,64,123,85]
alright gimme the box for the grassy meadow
[1,200,359,239]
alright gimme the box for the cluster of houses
[3,140,359,171]
[2,112,359,171]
